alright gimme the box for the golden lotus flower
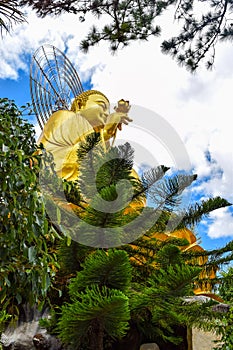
[115,99,130,113]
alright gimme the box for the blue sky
[0,7,233,252]
[0,70,30,104]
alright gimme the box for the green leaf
[56,206,61,224]
[4,277,11,287]
[28,246,36,263]
[41,273,50,295]
[16,293,22,304]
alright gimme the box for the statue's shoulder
[45,109,76,127]
[42,109,91,131]
[39,109,93,145]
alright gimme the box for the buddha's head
[71,90,110,131]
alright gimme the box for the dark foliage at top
[18,0,233,71]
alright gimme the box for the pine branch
[69,249,132,295]
[149,173,197,212]
[0,0,26,35]
[161,0,230,70]
[171,196,231,229]
[20,0,233,69]
[57,285,130,347]
[132,165,169,201]
[77,140,135,201]
[151,264,201,298]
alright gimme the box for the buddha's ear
[72,100,83,111]
[78,101,83,109]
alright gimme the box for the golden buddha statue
[37,90,132,181]
[37,86,218,299]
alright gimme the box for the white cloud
[207,208,233,239]
[0,9,85,79]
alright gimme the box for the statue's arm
[103,112,132,141]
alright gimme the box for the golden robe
[37,110,93,181]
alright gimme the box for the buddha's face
[80,94,110,131]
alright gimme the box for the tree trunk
[112,321,141,350]
[187,327,193,350]
[89,319,104,350]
